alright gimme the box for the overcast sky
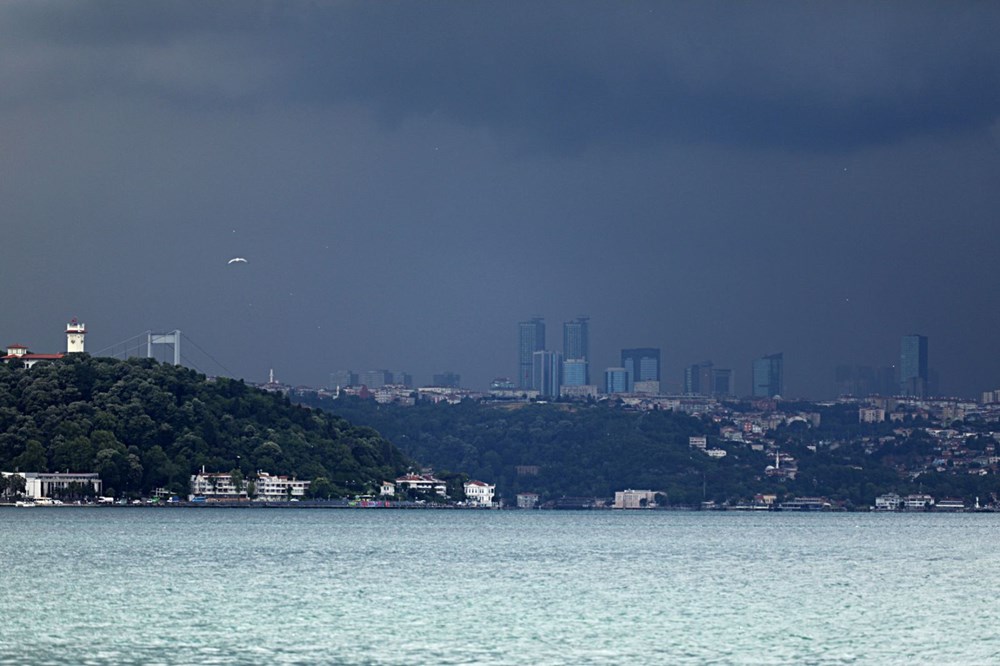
[2,1,999,398]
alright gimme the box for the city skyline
[1,3,998,398]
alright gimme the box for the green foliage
[0,356,409,497]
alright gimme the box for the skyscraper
[562,358,589,387]
[621,348,660,391]
[712,368,733,397]
[604,367,629,394]
[900,334,929,397]
[684,361,714,395]
[752,353,784,398]
[532,350,562,397]
[518,318,545,389]
[562,316,590,383]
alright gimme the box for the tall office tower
[518,318,546,389]
[604,367,629,394]
[532,350,562,397]
[392,371,413,387]
[330,370,358,389]
[562,358,589,387]
[752,353,784,398]
[563,317,590,383]
[711,368,733,397]
[684,361,714,395]
[900,334,929,397]
[432,371,461,388]
[361,369,392,389]
[621,348,660,392]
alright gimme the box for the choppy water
[2,508,999,665]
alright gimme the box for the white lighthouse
[66,319,86,353]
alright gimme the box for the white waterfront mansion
[189,470,309,501]
[463,480,496,507]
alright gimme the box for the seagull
[227,257,248,264]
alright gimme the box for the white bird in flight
[227,257,248,264]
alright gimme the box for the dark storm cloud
[1,1,999,398]
[5,2,1000,151]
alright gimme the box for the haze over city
[2,2,999,398]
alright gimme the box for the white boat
[15,500,36,508]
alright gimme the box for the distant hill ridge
[0,355,409,498]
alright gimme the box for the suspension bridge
[92,330,235,378]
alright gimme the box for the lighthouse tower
[66,319,86,353]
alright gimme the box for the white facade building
[463,480,495,506]
[190,470,309,501]
[395,473,448,497]
[2,471,102,499]
[614,489,659,509]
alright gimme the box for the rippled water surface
[2,508,999,665]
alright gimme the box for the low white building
[2,471,102,499]
[380,481,396,496]
[190,470,309,501]
[395,473,448,497]
[614,489,659,509]
[463,480,495,506]
[874,493,902,511]
[253,472,310,501]
[516,492,539,509]
[903,494,934,510]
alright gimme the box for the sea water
[1,508,999,665]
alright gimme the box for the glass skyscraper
[604,367,629,394]
[900,334,928,397]
[532,350,562,397]
[752,353,783,398]
[518,318,545,389]
[562,316,590,379]
[562,358,589,387]
[621,348,660,392]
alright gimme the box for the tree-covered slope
[305,396,771,504]
[0,356,408,497]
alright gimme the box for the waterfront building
[516,492,539,509]
[605,367,629,394]
[621,348,660,392]
[253,472,310,501]
[189,470,308,501]
[614,489,659,509]
[532,350,562,398]
[463,480,496,506]
[380,481,396,496]
[562,317,590,382]
[752,353,784,398]
[900,334,929,397]
[394,473,448,497]
[518,318,546,389]
[1,471,102,499]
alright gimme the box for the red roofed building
[3,320,86,368]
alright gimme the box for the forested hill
[301,395,1000,507]
[0,356,408,498]
[303,395,737,504]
